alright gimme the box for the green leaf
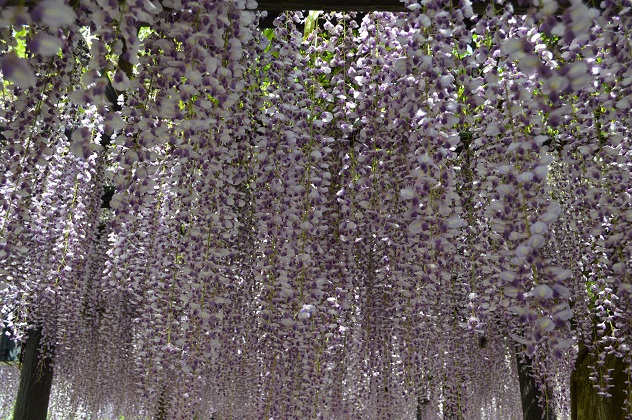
[13,27,28,58]
[304,10,322,40]
[263,28,275,41]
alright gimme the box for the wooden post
[515,350,556,420]
[13,326,54,420]
[571,346,628,420]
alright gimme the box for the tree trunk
[0,322,21,363]
[515,351,556,420]
[571,346,628,420]
[13,326,54,420]
[155,385,170,420]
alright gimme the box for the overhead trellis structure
[0,0,604,13]
[257,0,532,13]
[1,0,631,419]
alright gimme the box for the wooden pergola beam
[257,0,527,16]
[1,0,529,14]
[0,0,604,13]
[257,0,408,11]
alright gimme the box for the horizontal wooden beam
[0,0,601,21]
[259,3,531,20]
[2,0,405,9]
[1,0,525,14]
[257,0,408,11]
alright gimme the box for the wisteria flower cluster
[0,0,631,418]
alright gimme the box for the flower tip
[1,53,36,89]
[33,0,77,27]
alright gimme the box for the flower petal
[33,0,77,27]
[1,52,36,88]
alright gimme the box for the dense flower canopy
[0,0,631,418]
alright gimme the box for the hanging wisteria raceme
[0,0,109,385]
[1,0,632,418]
